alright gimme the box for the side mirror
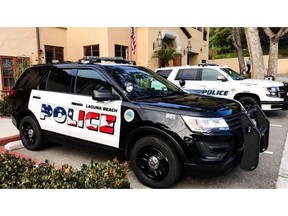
[92,88,120,101]
[217,75,227,82]
[179,79,186,87]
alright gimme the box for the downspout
[36,27,42,64]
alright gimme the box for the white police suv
[10,57,270,188]
[156,64,288,111]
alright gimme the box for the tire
[238,96,259,111]
[19,116,45,151]
[130,135,183,188]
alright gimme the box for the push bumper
[283,82,288,110]
[239,105,270,171]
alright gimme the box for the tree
[262,27,288,78]
[231,27,246,74]
[153,47,181,67]
[244,28,265,79]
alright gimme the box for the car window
[220,67,244,80]
[75,69,107,96]
[201,68,222,81]
[14,67,49,90]
[175,68,199,80]
[104,65,183,100]
[40,68,73,93]
[156,69,172,78]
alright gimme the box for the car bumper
[261,101,286,111]
[183,105,269,175]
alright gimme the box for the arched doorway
[159,29,182,67]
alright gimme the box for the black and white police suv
[10,57,270,188]
[156,64,288,111]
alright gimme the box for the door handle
[33,96,41,99]
[71,102,83,106]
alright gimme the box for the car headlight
[265,86,279,97]
[181,116,229,133]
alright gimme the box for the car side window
[201,68,222,81]
[75,69,107,96]
[39,68,73,93]
[14,67,48,90]
[175,69,199,80]
[156,69,172,79]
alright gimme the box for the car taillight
[9,90,15,96]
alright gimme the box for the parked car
[10,57,269,188]
[156,64,288,111]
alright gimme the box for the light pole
[157,31,163,49]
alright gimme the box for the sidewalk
[0,117,19,146]
[276,73,288,82]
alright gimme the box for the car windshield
[220,67,244,80]
[104,65,184,100]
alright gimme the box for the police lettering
[40,104,116,135]
[202,89,229,96]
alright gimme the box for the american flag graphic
[130,27,136,54]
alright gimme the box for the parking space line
[264,151,273,154]
[270,124,282,127]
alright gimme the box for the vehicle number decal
[166,113,176,120]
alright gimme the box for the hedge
[0,94,12,117]
[0,152,131,189]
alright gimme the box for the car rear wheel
[19,116,45,151]
[130,135,183,188]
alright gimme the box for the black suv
[10,57,270,188]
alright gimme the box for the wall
[66,27,109,61]
[0,27,38,62]
[212,56,288,74]
[144,27,209,70]
[0,27,38,91]
[40,27,67,62]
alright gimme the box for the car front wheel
[238,96,259,111]
[130,135,183,188]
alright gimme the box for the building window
[115,45,128,59]
[84,45,100,57]
[203,29,208,41]
[45,45,64,63]
[0,56,30,91]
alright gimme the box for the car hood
[240,79,283,87]
[138,93,243,117]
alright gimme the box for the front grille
[283,83,288,100]
[279,86,285,99]
[224,112,242,133]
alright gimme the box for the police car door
[175,68,202,94]
[29,68,75,136]
[199,68,230,98]
[69,68,121,148]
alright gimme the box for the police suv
[156,64,288,111]
[10,57,269,188]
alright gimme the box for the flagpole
[130,30,133,61]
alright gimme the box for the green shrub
[0,94,12,117]
[0,152,130,189]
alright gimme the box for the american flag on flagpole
[130,27,136,54]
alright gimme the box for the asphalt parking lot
[4,109,288,189]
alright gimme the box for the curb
[0,145,43,164]
[276,131,288,188]
[4,140,24,151]
[0,135,20,146]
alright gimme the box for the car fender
[124,125,188,162]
